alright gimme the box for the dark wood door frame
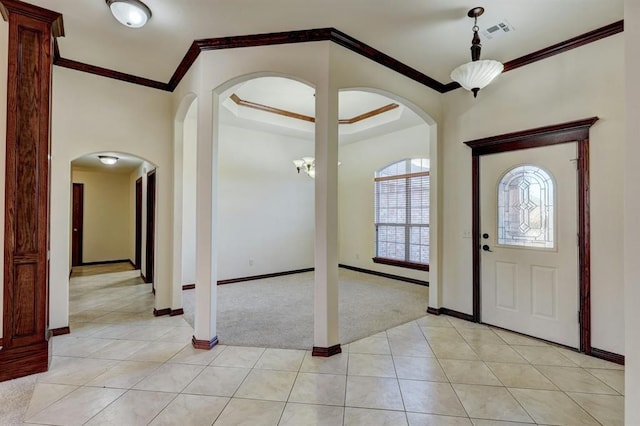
[464,117,598,354]
[71,183,84,266]
[145,170,156,288]
[135,177,142,269]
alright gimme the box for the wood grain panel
[13,263,37,338]
[0,341,48,382]
[0,0,61,382]
[15,27,40,254]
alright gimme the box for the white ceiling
[219,77,426,142]
[29,1,623,84]
[72,152,144,174]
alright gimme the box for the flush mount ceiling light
[450,7,504,98]
[106,0,152,28]
[98,155,119,165]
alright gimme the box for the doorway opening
[69,152,157,286]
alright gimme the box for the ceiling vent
[482,20,515,40]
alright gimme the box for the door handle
[73,228,78,232]
[482,244,493,252]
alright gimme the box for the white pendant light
[450,7,503,98]
[106,0,152,29]
[451,60,504,95]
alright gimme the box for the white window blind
[375,159,430,266]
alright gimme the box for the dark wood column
[0,0,63,382]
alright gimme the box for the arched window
[374,158,429,270]
[498,165,555,248]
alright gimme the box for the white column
[428,124,441,310]
[171,119,185,313]
[624,0,639,418]
[193,91,219,347]
[313,77,340,353]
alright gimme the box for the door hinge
[570,158,579,170]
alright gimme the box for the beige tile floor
[1,266,625,425]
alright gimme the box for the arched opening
[67,151,159,327]
[184,77,438,350]
[172,94,198,321]
[337,88,435,341]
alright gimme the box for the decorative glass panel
[497,165,554,248]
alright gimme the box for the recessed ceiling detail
[228,93,399,125]
[219,77,424,143]
[230,93,314,123]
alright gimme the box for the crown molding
[51,20,623,94]
[229,92,399,125]
[0,0,64,37]
[55,57,170,91]
[442,20,623,93]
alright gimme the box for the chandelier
[293,157,316,178]
[450,7,503,98]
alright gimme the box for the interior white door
[480,142,579,348]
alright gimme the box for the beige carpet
[183,269,429,349]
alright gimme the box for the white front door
[480,142,579,348]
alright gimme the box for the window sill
[372,257,429,271]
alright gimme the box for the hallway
[0,266,625,425]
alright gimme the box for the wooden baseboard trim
[590,347,625,365]
[427,307,475,322]
[170,308,184,316]
[338,264,429,286]
[185,265,428,288]
[51,327,70,336]
[153,308,171,317]
[192,336,218,350]
[80,259,132,266]
[312,344,342,357]
[218,268,315,285]
[0,341,49,382]
[128,259,136,269]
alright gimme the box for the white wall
[218,124,315,280]
[72,169,131,263]
[49,67,173,329]
[624,0,638,418]
[441,34,625,354]
[339,124,430,282]
[181,106,197,285]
